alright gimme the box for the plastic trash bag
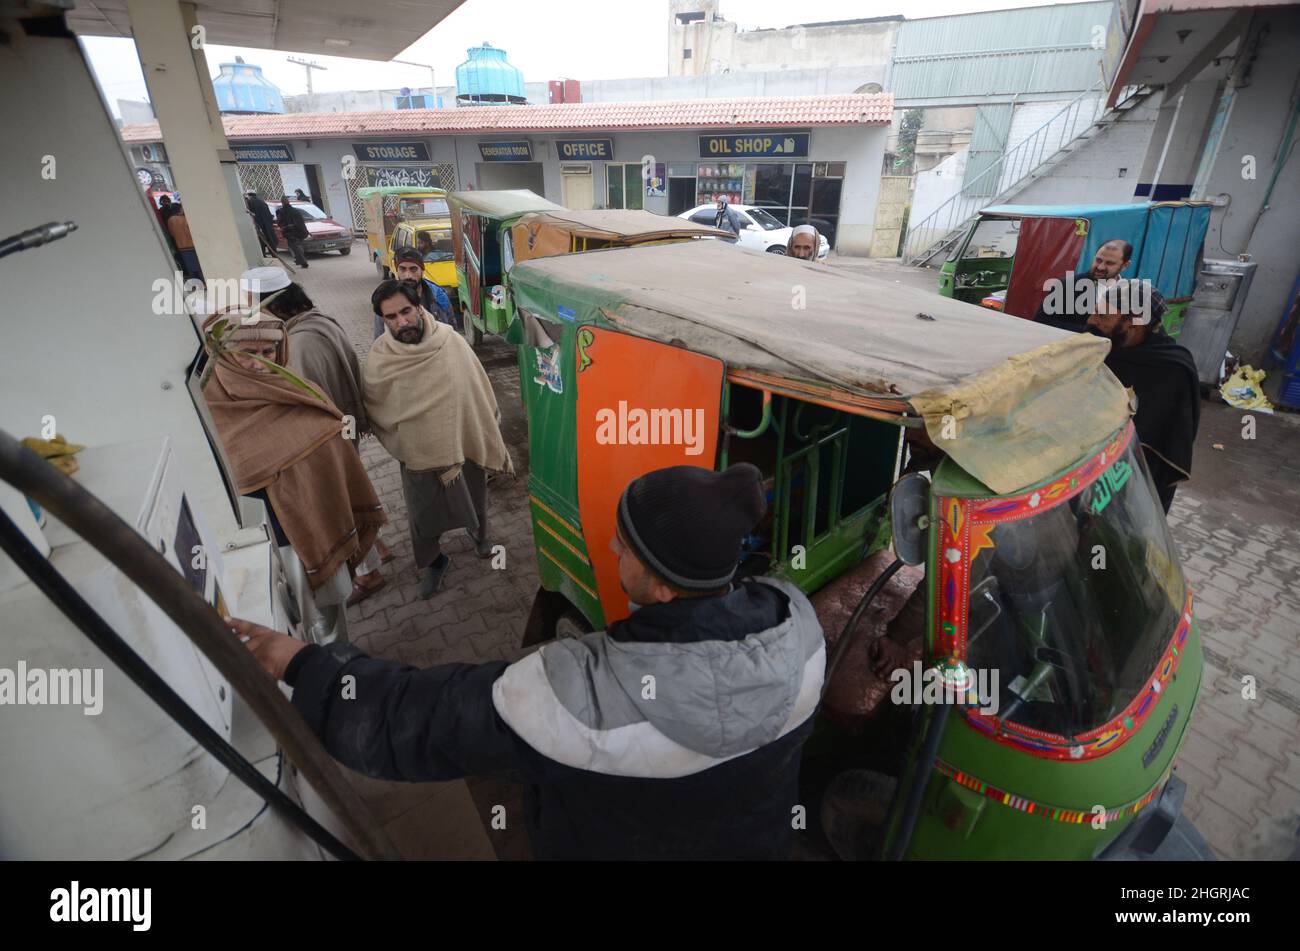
[1219,365,1274,413]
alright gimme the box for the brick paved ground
[289,246,1300,860]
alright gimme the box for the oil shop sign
[353,142,431,162]
[698,132,809,158]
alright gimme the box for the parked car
[273,200,353,256]
[678,203,830,259]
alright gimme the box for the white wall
[909,148,967,251]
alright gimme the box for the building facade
[121,94,893,255]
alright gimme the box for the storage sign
[353,142,430,162]
[556,138,614,160]
[479,141,533,161]
[698,132,809,158]
[233,143,295,163]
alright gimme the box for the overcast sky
[85,0,1062,116]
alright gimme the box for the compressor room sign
[698,131,809,158]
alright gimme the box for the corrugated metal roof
[119,94,893,144]
[892,1,1121,100]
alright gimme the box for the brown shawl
[201,314,385,589]
[364,309,514,485]
[284,308,369,438]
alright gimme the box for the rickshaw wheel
[375,259,388,280]
[463,313,483,348]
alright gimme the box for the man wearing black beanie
[228,463,827,860]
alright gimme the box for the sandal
[347,574,387,607]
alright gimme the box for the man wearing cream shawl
[365,280,514,600]
[201,309,386,643]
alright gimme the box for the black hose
[0,430,400,860]
[821,557,905,699]
[887,701,954,861]
[0,509,357,859]
[0,221,77,260]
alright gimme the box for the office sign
[232,143,294,163]
[353,141,430,162]
[555,137,614,160]
[698,132,809,158]
[479,141,533,162]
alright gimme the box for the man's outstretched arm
[227,618,526,783]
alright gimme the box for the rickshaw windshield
[965,442,1184,738]
[957,217,1020,260]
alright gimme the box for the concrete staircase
[903,85,1156,266]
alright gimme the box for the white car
[679,203,830,259]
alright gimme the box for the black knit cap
[616,463,766,591]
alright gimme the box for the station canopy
[509,241,1131,494]
[66,0,468,61]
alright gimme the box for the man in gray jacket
[228,462,826,859]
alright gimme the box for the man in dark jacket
[380,246,455,339]
[228,463,826,860]
[245,190,278,255]
[276,197,310,268]
[1087,284,1200,512]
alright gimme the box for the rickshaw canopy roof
[515,209,732,243]
[448,189,565,220]
[978,201,1213,300]
[355,186,447,198]
[510,240,1130,494]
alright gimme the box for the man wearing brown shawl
[244,265,393,604]
[366,280,513,599]
[201,309,386,642]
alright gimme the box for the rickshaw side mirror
[890,472,931,566]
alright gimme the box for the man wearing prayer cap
[228,462,826,859]
[242,265,393,603]
[787,224,820,261]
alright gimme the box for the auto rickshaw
[505,240,1211,860]
[940,201,1213,337]
[449,191,730,346]
[357,185,454,291]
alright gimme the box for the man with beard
[1086,283,1200,513]
[365,280,512,598]
[786,224,820,261]
[200,310,386,643]
[226,462,827,860]
[1035,238,1133,330]
[245,265,393,601]
[374,247,455,338]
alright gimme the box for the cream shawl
[364,309,514,484]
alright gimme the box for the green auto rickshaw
[449,190,729,347]
[940,201,1213,337]
[504,239,1212,860]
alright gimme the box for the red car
[273,201,353,256]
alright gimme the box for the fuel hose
[0,430,400,861]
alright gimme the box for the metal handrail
[903,84,1109,263]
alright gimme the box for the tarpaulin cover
[511,210,731,263]
[509,240,1130,494]
[1004,216,1087,319]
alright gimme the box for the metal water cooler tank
[1178,258,1258,385]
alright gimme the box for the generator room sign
[479,141,534,162]
[698,132,810,158]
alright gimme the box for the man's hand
[227,617,308,682]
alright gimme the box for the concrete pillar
[126,0,260,282]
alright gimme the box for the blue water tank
[213,58,285,115]
[455,43,527,106]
